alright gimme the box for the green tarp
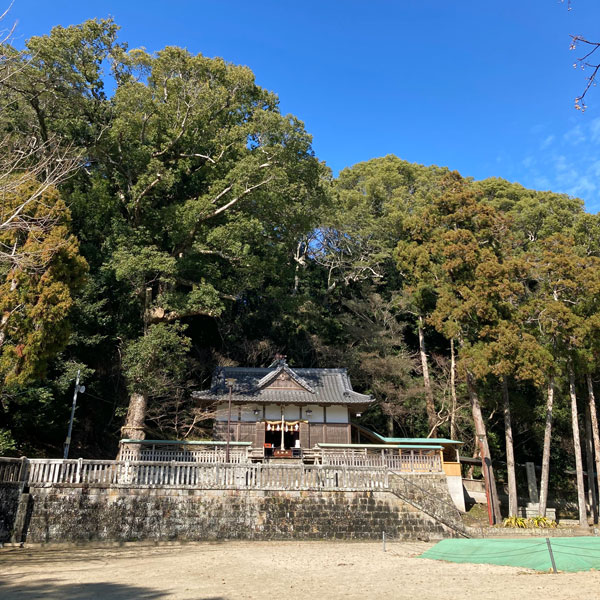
[419,537,600,572]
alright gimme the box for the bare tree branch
[570,35,600,111]
[200,175,275,222]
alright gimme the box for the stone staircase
[388,471,470,538]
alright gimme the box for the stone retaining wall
[0,482,457,544]
[0,483,22,541]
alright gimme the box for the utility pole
[225,378,235,463]
[63,370,85,459]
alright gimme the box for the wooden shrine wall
[213,421,351,446]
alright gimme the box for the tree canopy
[1,18,600,524]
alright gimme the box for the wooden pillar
[255,421,265,448]
[299,422,309,448]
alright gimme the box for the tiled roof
[192,366,373,406]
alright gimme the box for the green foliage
[122,323,191,398]
[0,429,16,455]
[0,178,88,387]
[0,14,597,511]
[0,17,329,450]
[477,177,583,246]
[111,245,177,296]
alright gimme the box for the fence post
[77,457,83,483]
[546,538,558,573]
[17,456,28,485]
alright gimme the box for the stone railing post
[17,456,28,485]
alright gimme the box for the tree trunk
[0,275,18,348]
[120,288,152,446]
[539,378,554,516]
[584,402,598,522]
[120,392,147,440]
[0,312,9,348]
[292,240,306,295]
[466,371,502,523]
[418,315,437,436]
[450,338,458,440]
[568,361,588,527]
[587,372,600,525]
[387,414,394,437]
[293,265,300,295]
[502,376,518,517]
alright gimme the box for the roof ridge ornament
[267,353,287,368]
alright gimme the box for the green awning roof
[353,425,462,445]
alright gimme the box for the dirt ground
[1,540,600,600]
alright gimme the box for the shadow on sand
[0,578,226,600]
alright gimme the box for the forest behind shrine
[1,19,600,524]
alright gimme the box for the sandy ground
[1,540,600,600]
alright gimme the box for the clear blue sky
[8,1,600,212]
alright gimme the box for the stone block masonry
[0,483,458,544]
[388,473,469,537]
[0,483,23,541]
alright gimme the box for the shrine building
[118,358,465,509]
[193,360,373,458]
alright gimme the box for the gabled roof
[256,364,315,393]
[192,366,373,407]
